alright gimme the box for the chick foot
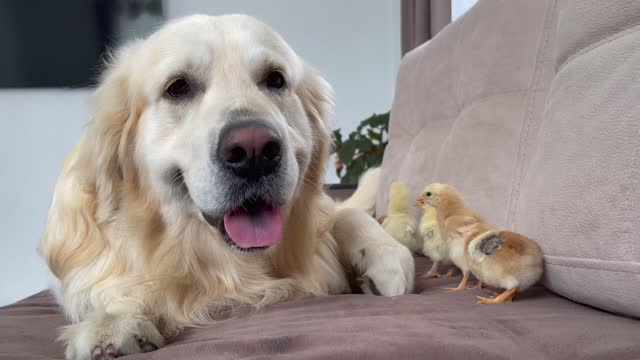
[418,271,442,278]
[476,288,518,304]
[418,262,443,278]
[444,271,472,291]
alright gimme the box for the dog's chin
[201,197,284,252]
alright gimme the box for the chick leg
[444,267,457,277]
[444,271,472,291]
[419,262,442,278]
[470,282,485,289]
[476,288,518,304]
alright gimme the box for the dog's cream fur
[38,15,413,360]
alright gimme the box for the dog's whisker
[301,174,324,193]
[169,170,184,187]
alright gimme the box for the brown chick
[460,223,544,304]
[419,183,483,291]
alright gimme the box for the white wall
[0,2,400,305]
[0,90,90,306]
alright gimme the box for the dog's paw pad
[136,336,159,353]
[91,346,103,360]
[361,276,381,296]
[91,344,117,360]
[63,314,164,360]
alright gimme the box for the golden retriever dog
[39,15,414,360]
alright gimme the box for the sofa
[2,0,639,359]
[378,0,640,320]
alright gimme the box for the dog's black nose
[217,121,282,179]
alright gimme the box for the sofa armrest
[323,183,357,201]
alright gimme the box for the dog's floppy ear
[82,42,143,204]
[274,67,335,277]
[40,43,143,279]
[298,65,334,131]
[296,65,334,190]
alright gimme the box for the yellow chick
[460,222,544,304]
[381,182,418,252]
[419,183,483,291]
[415,196,453,278]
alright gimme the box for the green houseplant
[332,112,389,184]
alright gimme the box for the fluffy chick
[460,222,544,304]
[420,183,482,291]
[382,182,418,252]
[415,195,453,278]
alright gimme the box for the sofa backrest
[514,0,640,318]
[378,0,557,225]
[379,0,640,317]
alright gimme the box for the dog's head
[85,15,332,251]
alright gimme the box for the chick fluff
[415,195,453,278]
[462,222,544,304]
[419,183,483,291]
[420,182,545,303]
[382,182,418,252]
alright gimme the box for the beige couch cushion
[378,0,557,229]
[515,0,640,317]
[379,0,640,317]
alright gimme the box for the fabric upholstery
[324,185,357,201]
[2,257,640,360]
[514,0,640,317]
[378,0,640,317]
[378,0,557,227]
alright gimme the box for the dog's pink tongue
[223,206,282,248]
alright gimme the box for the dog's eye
[265,70,286,89]
[166,78,190,98]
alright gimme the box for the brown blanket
[2,256,639,360]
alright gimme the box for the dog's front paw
[87,335,158,360]
[61,312,164,360]
[360,242,415,296]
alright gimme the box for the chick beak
[415,195,425,207]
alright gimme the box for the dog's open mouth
[203,198,283,250]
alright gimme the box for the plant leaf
[368,129,381,141]
[332,110,390,183]
[337,140,356,165]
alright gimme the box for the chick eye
[166,78,190,98]
[426,192,432,197]
[265,70,286,89]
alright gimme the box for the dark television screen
[0,0,164,88]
